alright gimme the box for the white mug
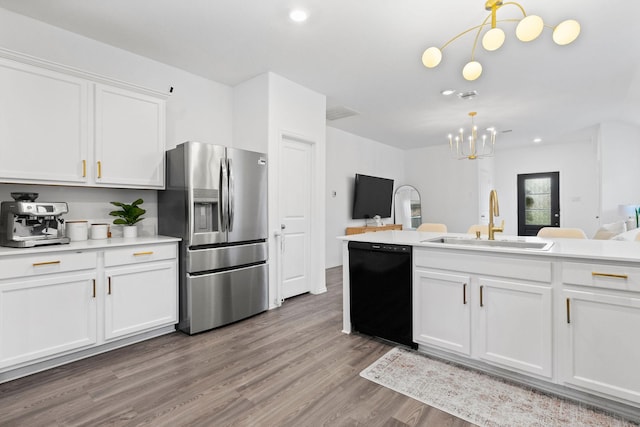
[90,224,109,240]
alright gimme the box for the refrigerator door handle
[228,158,235,231]
[220,157,229,232]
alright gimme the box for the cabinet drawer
[414,249,551,283]
[562,261,640,292]
[104,244,177,267]
[0,251,97,280]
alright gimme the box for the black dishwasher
[348,241,416,348]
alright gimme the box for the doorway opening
[517,172,560,236]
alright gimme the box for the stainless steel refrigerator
[158,141,268,334]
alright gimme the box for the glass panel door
[517,172,560,236]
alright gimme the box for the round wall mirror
[394,185,422,230]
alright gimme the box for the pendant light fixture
[449,112,496,160]
[422,0,581,81]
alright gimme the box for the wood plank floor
[0,267,473,427]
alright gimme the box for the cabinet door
[0,273,97,368]
[104,260,177,340]
[0,57,89,184]
[94,84,165,188]
[561,289,640,404]
[413,269,471,355]
[477,278,552,378]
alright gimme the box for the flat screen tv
[352,173,394,219]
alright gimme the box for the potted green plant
[109,198,145,238]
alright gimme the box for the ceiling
[0,0,638,151]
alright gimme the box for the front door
[279,136,312,299]
[517,172,560,236]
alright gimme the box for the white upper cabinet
[0,49,166,189]
[0,57,89,184]
[94,84,165,188]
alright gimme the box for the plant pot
[123,225,138,238]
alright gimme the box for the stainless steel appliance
[158,141,268,334]
[0,193,70,247]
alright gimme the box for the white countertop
[0,235,181,257]
[339,230,640,263]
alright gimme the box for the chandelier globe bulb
[482,27,505,51]
[516,15,544,42]
[553,19,580,45]
[422,47,443,68]
[462,61,482,81]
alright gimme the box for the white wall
[0,7,234,232]
[325,127,405,268]
[493,138,600,236]
[599,121,640,224]
[268,73,327,298]
[233,73,269,153]
[404,144,479,233]
[235,73,327,304]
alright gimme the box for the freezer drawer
[186,241,267,273]
[181,263,268,334]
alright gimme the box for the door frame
[517,171,560,236]
[273,130,324,306]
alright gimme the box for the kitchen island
[339,230,640,422]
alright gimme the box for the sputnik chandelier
[450,112,495,160]
[422,0,581,81]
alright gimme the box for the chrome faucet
[488,189,504,240]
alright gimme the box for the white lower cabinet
[561,289,640,405]
[0,272,97,369]
[413,248,553,379]
[0,242,178,380]
[414,269,471,355]
[104,260,177,341]
[477,277,552,378]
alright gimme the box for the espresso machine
[0,192,70,248]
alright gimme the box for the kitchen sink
[422,236,554,251]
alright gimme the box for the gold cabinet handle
[133,251,154,256]
[592,272,628,280]
[82,160,87,177]
[479,285,484,307]
[566,298,571,324]
[32,260,61,267]
[463,283,467,305]
[97,161,102,178]
[108,277,112,295]
[92,279,96,298]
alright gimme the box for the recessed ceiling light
[533,138,542,143]
[441,89,456,96]
[289,9,308,22]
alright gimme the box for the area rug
[360,347,637,427]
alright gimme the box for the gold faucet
[488,189,504,240]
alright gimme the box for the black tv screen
[352,173,394,219]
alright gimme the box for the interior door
[279,136,312,299]
[518,172,560,236]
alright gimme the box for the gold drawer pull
[82,160,87,177]
[32,260,61,267]
[592,272,628,280]
[97,161,102,178]
[133,251,154,256]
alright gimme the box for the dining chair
[417,223,448,232]
[536,227,588,239]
